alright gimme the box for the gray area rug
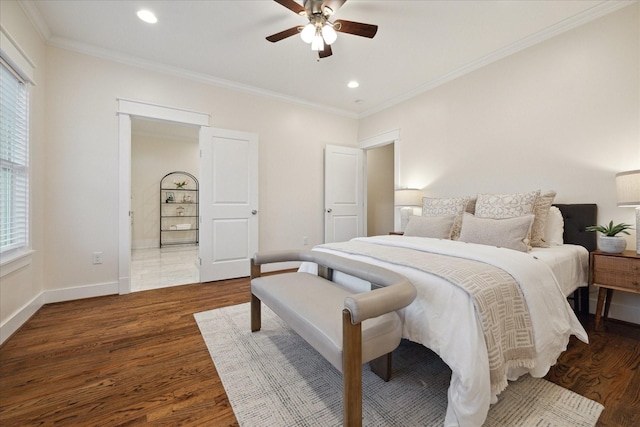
[195,303,603,426]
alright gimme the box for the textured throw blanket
[318,240,536,393]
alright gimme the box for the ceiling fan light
[311,33,324,51]
[322,24,337,45]
[300,23,315,43]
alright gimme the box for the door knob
[326,208,332,213]
[251,210,258,215]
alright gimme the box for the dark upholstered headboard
[553,204,597,252]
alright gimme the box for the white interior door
[199,128,258,281]
[324,145,364,243]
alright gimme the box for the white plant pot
[598,236,627,254]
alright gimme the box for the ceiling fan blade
[273,0,306,15]
[322,0,346,14]
[318,44,333,59]
[334,19,378,38]
[266,26,301,43]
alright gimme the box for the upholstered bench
[250,250,416,427]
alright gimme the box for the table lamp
[394,188,422,231]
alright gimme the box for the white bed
[299,200,596,427]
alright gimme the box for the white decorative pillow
[404,215,456,239]
[422,197,469,239]
[530,190,557,248]
[474,190,540,219]
[458,213,535,252]
[544,206,564,246]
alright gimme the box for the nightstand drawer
[592,255,640,291]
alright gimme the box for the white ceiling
[21,0,630,117]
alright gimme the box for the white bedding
[529,244,589,296]
[300,235,589,427]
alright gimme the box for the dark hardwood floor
[0,278,638,426]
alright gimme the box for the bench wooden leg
[343,309,362,427]
[251,294,261,332]
[370,352,392,382]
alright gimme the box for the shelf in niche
[160,171,199,247]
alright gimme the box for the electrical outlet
[303,236,308,246]
[92,252,103,264]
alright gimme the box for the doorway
[129,118,200,292]
[366,143,395,236]
[117,99,210,295]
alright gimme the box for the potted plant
[586,221,634,253]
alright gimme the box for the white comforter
[302,235,589,427]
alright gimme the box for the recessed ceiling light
[347,81,359,89]
[137,10,157,24]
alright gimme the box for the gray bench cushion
[252,271,403,371]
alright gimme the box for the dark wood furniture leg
[342,309,363,427]
[370,353,393,382]
[595,287,607,331]
[251,294,261,332]
[603,289,614,321]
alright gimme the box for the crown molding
[44,34,358,119]
[18,0,51,41]
[358,0,636,119]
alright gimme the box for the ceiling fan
[266,0,378,59]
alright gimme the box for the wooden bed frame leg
[370,353,392,382]
[343,309,362,427]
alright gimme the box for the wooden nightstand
[590,250,640,331]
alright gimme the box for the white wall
[0,0,47,342]
[40,46,358,295]
[131,128,199,249]
[359,3,640,323]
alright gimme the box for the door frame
[358,129,401,232]
[117,99,210,294]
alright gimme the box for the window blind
[0,60,29,255]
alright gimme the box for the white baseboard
[44,281,119,304]
[1,281,119,345]
[131,240,159,250]
[0,292,44,345]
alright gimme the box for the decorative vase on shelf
[598,236,627,254]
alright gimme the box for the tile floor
[131,245,200,292]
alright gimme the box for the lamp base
[400,207,413,231]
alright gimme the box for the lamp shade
[616,170,640,206]
[394,188,422,207]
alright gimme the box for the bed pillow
[422,197,469,239]
[474,190,540,219]
[465,197,477,214]
[458,213,535,252]
[404,215,457,239]
[544,206,564,246]
[530,190,557,248]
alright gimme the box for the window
[0,60,29,258]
